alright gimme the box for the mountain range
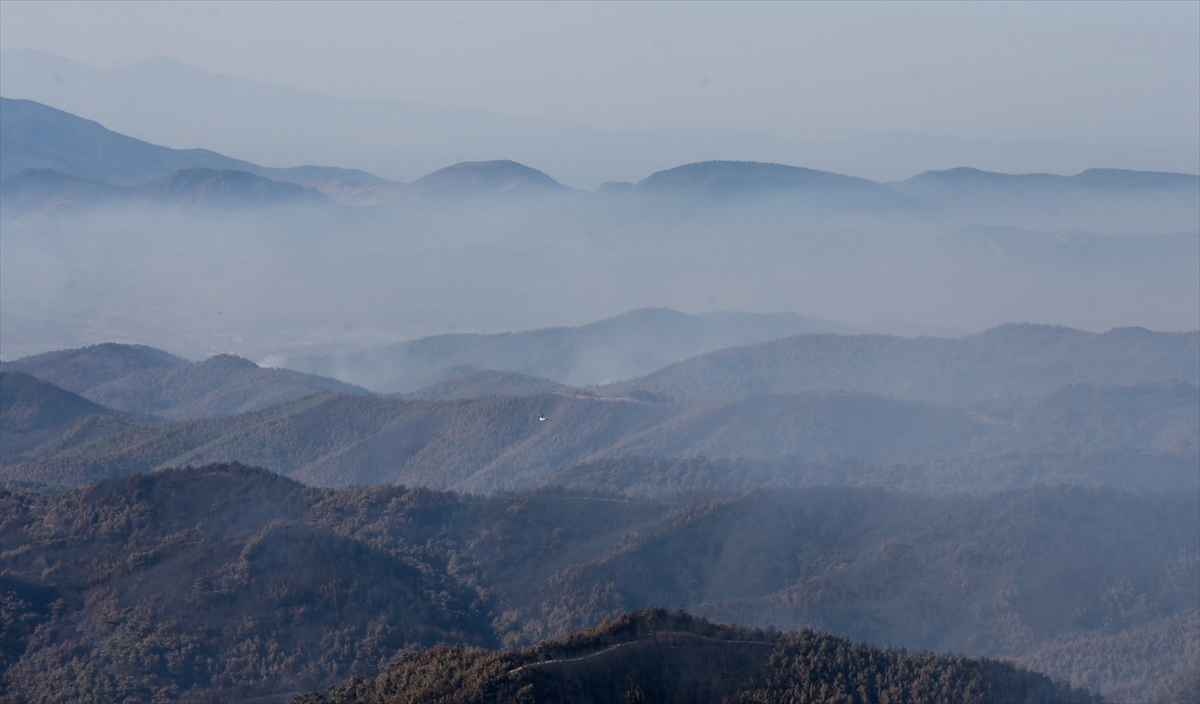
[275,308,858,393]
[3,464,1193,702]
[602,323,1200,403]
[4,96,1197,234]
[4,48,1196,187]
[4,375,1195,494]
[1,343,368,420]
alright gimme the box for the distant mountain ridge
[636,160,927,212]
[1,166,332,211]
[5,378,1194,492]
[603,323,1200,404]
[276,307,858,393]
[400,159,569,201]
[5,48,1196,187]
[0,97,397,205]
[2,343,369,420]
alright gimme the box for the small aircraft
[538,415,549,422]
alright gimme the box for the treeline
[2,464,1196,702]
[299,608,1101,704]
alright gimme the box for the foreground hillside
[306,609,1099,704]
[3,380,1195,493]
[1,465,1195,702]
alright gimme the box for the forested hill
[5,465,1193,702]
[2,344,368,420]
[277,307,855,393]
[307,609,1100,704]
[601,324,1199,403]
[4,381,1194,492]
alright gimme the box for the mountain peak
[401,159,567,200]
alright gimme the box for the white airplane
[538,415,549,422]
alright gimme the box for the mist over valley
[1,12,1198,702]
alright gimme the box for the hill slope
[603,324,1200,403]
[3,345,369,420]
[400,159,568,201]
[0,97,399,203]
[7,467,1190,702]
[4,380,1194,492]
[636,160,925,212]
[278,308,858,392]
[894,166,1200,232]
[0,371,154,468]
[315,608,1099,704]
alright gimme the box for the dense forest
[301,608,1101,704]
[2,464,1195,702]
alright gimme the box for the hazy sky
[2,0,1197,150]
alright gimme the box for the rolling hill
[635,160,926,212]
[399,159,569,201]
[0,166,332,212]
[601,323,1200,403]
[315,608,1100,704]
[0,97,400,203]
[0,371,155,467]
[403,369,568,400]
[4,378,1194,493]
[4,465,1191,702]
[276,308,858,393]
[892,166,1200,232]
[3,344,369,420]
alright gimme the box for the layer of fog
[2,192,1196,366]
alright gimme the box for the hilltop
[3,344,368,420]
[278,308,857,393]
[400,159,568,201]
[635,160,925,212]
[601,324,1200,403]
[312,608,1099,704]
[0,97,400,203]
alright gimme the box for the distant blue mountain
[400,159,569,201]
[0,97,397,200]
[0,166,331,212]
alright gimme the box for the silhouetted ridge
[0,97,257,184]
[3,343,368,421]
[402,159,567,200]
[634,160,923,210]
[310,607,1100,704]
[0,96,400,205]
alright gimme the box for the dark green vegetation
[3,344,368,420]
[4,465,1194,702]
[3,379,1195,493]
[281,308,854,393]
[603,323,1199,403]
[307,609,1099,704]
